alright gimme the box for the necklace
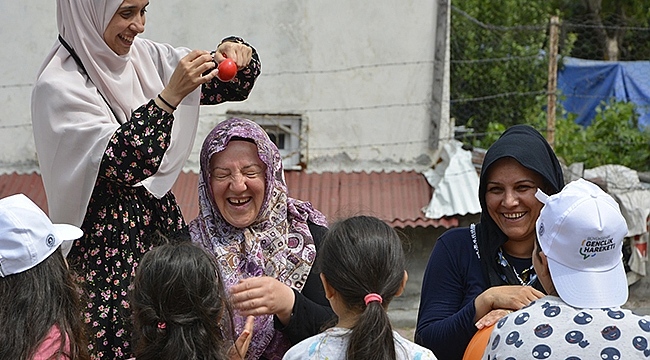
[512,262,535,286]
[497,248,537,286]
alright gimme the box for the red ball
[217,58,238,82]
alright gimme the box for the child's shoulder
[282,328,349,360]
[393,331,438,359]
[284,329,438,360]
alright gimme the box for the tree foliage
[452,0,650,171]
[553,0,650,60]
[553,100,650,171]
[469,98,650,172]
[450,0,553,134]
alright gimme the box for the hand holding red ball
[217,58,238,82]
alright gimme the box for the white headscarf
[31,0,201,244]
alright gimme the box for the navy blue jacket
[415,227,486,360]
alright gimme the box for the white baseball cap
[535,178,629,308]
[0,194,83,277]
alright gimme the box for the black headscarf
[476,125,564,289]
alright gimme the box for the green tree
[451,0,554,134]
[451,0,650,134]
[532,98,649,171]
[552,0,650,60]
[452,0,650,172]
[567,100,650,171]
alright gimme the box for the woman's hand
[214,42,253,69]
[228,315,254,360]
[474,285,543,323]
[157,50,217,110]
[475,308,513,329]
[229,276,296,325]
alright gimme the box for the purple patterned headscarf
[189,118,327,360]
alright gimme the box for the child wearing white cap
[482,178,650,359]
[0,194,88,360]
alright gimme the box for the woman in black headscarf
[414,125,564,360]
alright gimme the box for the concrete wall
[0,0,447,174]
[0,3,57,171]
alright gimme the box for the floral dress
[68,48,260,360]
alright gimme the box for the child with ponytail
[282,215,436,360]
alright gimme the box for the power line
[565,23,650,32]
[452,55,541,64]
[0,123,32,129]
[0,61,435,89]
[451,5,547,32]
[451,90,546,103]
[262,60,433,77]
[0,83,33,89]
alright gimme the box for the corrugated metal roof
[0,171,457,229]
[283,170,457,228]
[422,141,482,219]
[0,172,49,211]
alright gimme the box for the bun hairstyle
[319,215,406,360]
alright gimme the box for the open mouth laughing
[118,33,134,45]
[503,212,526,220]
[229,197,251,206]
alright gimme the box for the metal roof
[0,171,457,229]
[281,170,457,228]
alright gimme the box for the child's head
[0,194,87,360]
[318,215,407,360]
[534,178,628,308]
[130,241,233,360]
[0,193,83,276]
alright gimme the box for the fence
[450,5,650,148]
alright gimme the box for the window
[229,114,303,170]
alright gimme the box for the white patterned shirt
[283,327,437,360]
[482,295,650,359]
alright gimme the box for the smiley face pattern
[482,295,650,359]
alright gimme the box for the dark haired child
[283,215,436,360]
[130,241,253,360]
[0,194,88,360]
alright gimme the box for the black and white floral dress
[68,50,260,359]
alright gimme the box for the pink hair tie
[157,322,166,330]
[364,293,383,305]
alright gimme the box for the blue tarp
[557,56,650,128]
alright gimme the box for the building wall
[0,2,57,171]
[0,0,447,174]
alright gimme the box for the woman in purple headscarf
[189,118,335,360]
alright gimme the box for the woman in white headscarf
[31,0,260,358]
